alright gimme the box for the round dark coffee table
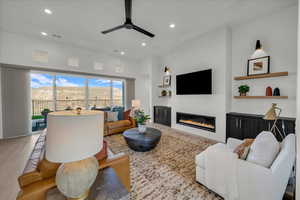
[123,127,161,152]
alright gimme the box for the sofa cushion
[233,139,254,160]
[247,131,280,168]
[107,120,131,129]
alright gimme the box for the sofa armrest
[237,159,276,200]
[226,138,243,151]
[18,171,43,188]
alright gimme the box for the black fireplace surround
[176,112,216,132]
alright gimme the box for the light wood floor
[0,134,39,200]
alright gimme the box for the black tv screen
[176,69,212,95]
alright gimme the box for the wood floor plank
[0,134,39,200]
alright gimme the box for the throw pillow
[111,106,125,120]
[107,111,118,122]
[246,131,280,168]
[233,139,254,160]
[124,109,131,120]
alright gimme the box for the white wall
[148,5,297,142]
[231,6,298,117]
[152,28,231,142]
[0,30,151,113]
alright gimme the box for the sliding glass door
[88,78,112,108]
[56,75,86,110]
[31,72,125,131]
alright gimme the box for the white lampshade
[132,99,141,108]
[46,111,104,163]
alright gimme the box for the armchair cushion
[247,131,280,168]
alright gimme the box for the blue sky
[31,73,123,88]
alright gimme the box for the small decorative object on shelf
[247,56,270,76]
[133,109,150,133]
[163,75,171,87]
[168,90,172,96]
[164,66,171,76]
[266,86,272,96]
[273,88,280,96]
[238,85,250,96]
[161,90,167,96]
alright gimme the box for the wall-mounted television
[176,69,212,95]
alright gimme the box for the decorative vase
[266,86,272,96]
[138,124,147,133]
[240,92,247,96]
[273,88,280,96]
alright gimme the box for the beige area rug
[105,124,223,200]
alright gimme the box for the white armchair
[195,134,295,200]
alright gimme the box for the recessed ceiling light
[120,51,125,55]
[169,23,176,28]
[41,32,48,36]
[141,42,147,47]
[44,8,52,15]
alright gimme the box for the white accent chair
[195,134,295,200]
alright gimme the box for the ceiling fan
[101,0,155,38]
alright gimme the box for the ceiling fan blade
[125,0,132,20]
[133,25,155,38]
[102,25,125,34]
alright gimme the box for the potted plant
[41,108,52,125]
[238,85,250,96]
[133,109,151,133]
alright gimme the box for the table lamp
[46,110,104,200]
[263,103,284,139]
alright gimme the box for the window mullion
[53,75,57,111]
[85,78,89,109]
[110,80,113,107]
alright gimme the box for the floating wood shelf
[234,96,288,99]
[158,85,170,88]
[234,72,288,80]
[158,95,171,98]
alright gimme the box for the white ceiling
[0,0,297,61]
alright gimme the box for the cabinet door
[227,116,243,140]
[241,117,259,139]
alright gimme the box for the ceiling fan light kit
[102,0,155,38]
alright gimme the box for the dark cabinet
[226,112,295,141]
[154,106,171,127]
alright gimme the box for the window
[31,73,54,116]
[88,78,111,108]
[30,72,125,115]
[55,75,86,110]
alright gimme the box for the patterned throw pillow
[106,111,119,122]
[233,139,254,160]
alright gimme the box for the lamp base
[67,189,89,200]
[56,157,99,199]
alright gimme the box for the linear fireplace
[176,112,216,132]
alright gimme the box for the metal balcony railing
[32,99,122,115]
